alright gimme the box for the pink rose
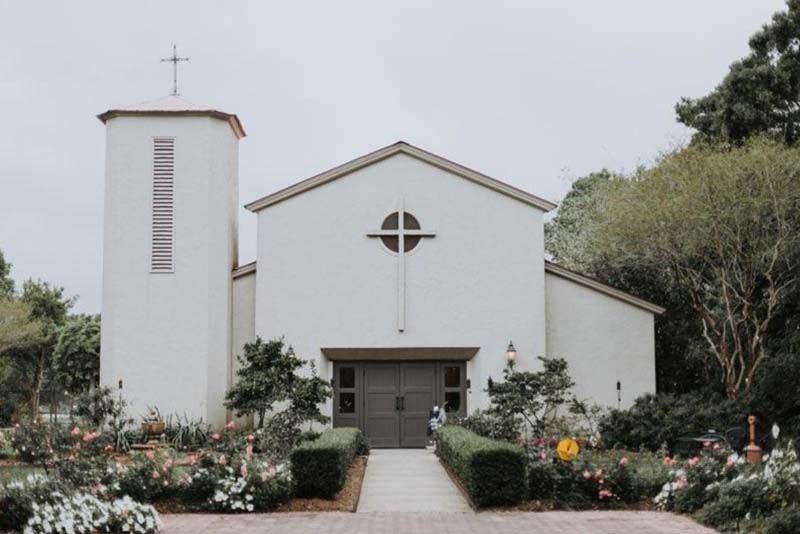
[675,477,687,490]
[146,450,156,461]
[582,470,592,480]
[246,434,255,443]
[188,454,198,466]
[663,456,676,466]
[151,470,160,480]
[225,421,235,431]
[70,426,81,437]
[688,457,700,468]
[218,454,227,466]
[598,488,613,499]
[619,457,628,466]
[211,433,222,441]
[594,469,603,478]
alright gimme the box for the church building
[98,96,664,447]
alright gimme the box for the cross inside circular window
[380,211,422,252]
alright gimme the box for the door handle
[400,396,405,411]
[395,396,401,411]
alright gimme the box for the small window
[339,392,356,413]
[444,366,461,388]
[444,391,461,413]
[339,367,355,389]
[379,211,422,252]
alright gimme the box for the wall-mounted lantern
[506,341,517,365]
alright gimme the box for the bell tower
[97,96,245,426]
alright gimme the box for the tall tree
[676,0,800,145]
[53,314,101,395]
[593,139,800,399]
[0,249,13,297]
[12,280,75,417]
[545,172,710,394]
[0,299,42,354]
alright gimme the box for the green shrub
[699,476,770,530]
[452,409,520,442]
[7,422,62,465]
[114,449,177,502]
[527,450,671,505]
[177,467,218,504]
[528,460,585,502]
[0,474,67,532]
[436,425,526,507]
[763,505,800,534]
[290,427,363,498]
[600,391,744,451]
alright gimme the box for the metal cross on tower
[160,44,190,96]
[367,200,436,332]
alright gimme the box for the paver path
[356,448,470,512]
[161,511,715,533]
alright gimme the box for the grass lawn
[0,465,45,485]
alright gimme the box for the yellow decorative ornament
[556,438,580,462]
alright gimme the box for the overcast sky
[0,0,787,313]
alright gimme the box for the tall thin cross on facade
[367,200,436,332]
[160,44,190,96]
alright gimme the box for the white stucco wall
[230,270,256,425]
[254,153,548,414]
[544,272,656,408]
[231,270,256,378]
[100,115,239,427]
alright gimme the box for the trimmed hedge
[436,425,526,507]
[290,427,366,499]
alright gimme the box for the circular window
[380,211,422,253]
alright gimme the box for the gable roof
[97,95,246,139]
[544,260,666,315]
[244,141,557,212]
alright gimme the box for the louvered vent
[151,137,175,272]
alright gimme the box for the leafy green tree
[545,170,618,271]
[487,357,575,437]
[545,171,710,394]
[0,249,13,297]
[676,0,800,145]
[9,280,75,418]
[592,139,800,399]
[225,337,332,430]
[0,299,42,354]
[53,314,101,395]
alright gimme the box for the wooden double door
[333,361,466,448]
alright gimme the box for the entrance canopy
[321,347,479,361]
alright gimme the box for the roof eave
[244,141,557,213]
[96,109,247,139]
[544,261,666,315]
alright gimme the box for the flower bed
[435,426,527,507]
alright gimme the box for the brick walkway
[161,511,714,533]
